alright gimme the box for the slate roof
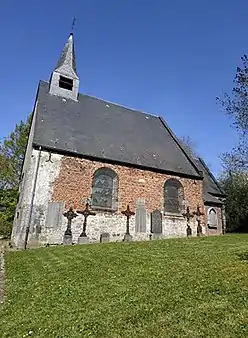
[194,158,225,205]
[54,34,78,78]
[32,81,201,178]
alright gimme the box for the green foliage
[217,55,248,172]
[0,189,18,238]
[0,114,31,238]
[217,55,248,233]
[1,235,248,337]
[220,173,248,232]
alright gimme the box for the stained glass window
[92,168,118,209]
[164,179,184,214]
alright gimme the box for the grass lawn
[1,235,248,337]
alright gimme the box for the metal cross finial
[194,205,204,221]
[194,205,204,236]
[182,206,194,223]
[122,205,135,236]
[71,17,76,33]
[182,206,194,237]
[63,207,78,236]
[77,202,96,237]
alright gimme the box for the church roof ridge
[77,92,159,119]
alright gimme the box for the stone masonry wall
[13,150,207,248]
[12,149,62,248]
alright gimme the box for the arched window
[208,208,218,228]
[164,178,184,214]
[91,167,118,210]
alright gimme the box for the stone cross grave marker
[122,205,135,242]
[182,206,194,237]
[63,207,78,245]
[151,210,162,235]
[77,203,96,244]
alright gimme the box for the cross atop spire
[71,17,76,34]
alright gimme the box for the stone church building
[11,34,226,248]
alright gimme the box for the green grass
[1,235,248,337]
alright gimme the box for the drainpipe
[24,147,42,250]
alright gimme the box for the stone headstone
[63,234,72,246]
[100,232,110,243]
[123,234,133,242]
[46,202,65,229]
[78,236,89,245]
[135,198,146,233]
[151,210,162,234]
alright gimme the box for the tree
[217,54,248,232]
[179,135,198,159]
[0,114,31,238]
[217,55,248,172]
[219,172,248,233]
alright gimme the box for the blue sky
[1,0,247,176]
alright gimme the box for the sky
[1,0,247,176]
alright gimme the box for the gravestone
[46,202,65,229]
[63,207,78,245]
[182,206,194,238]
[77,203,96,244]
[194,205,204,237]
[78,237,89,244]
[197,220,203,236]
[100,232,110,243]
[186,224,192,237]
[135,198,146,233]
[151,210,162,235]
[122,205,135,242]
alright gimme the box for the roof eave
[204,200,224,206]
[198,157,225,195]
[32,143,203,180]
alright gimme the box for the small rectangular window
[59,76,73,91]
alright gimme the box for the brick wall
[52,156,204,215]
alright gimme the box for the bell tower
[49,33,79,101]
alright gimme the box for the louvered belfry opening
[59,76,73,91]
